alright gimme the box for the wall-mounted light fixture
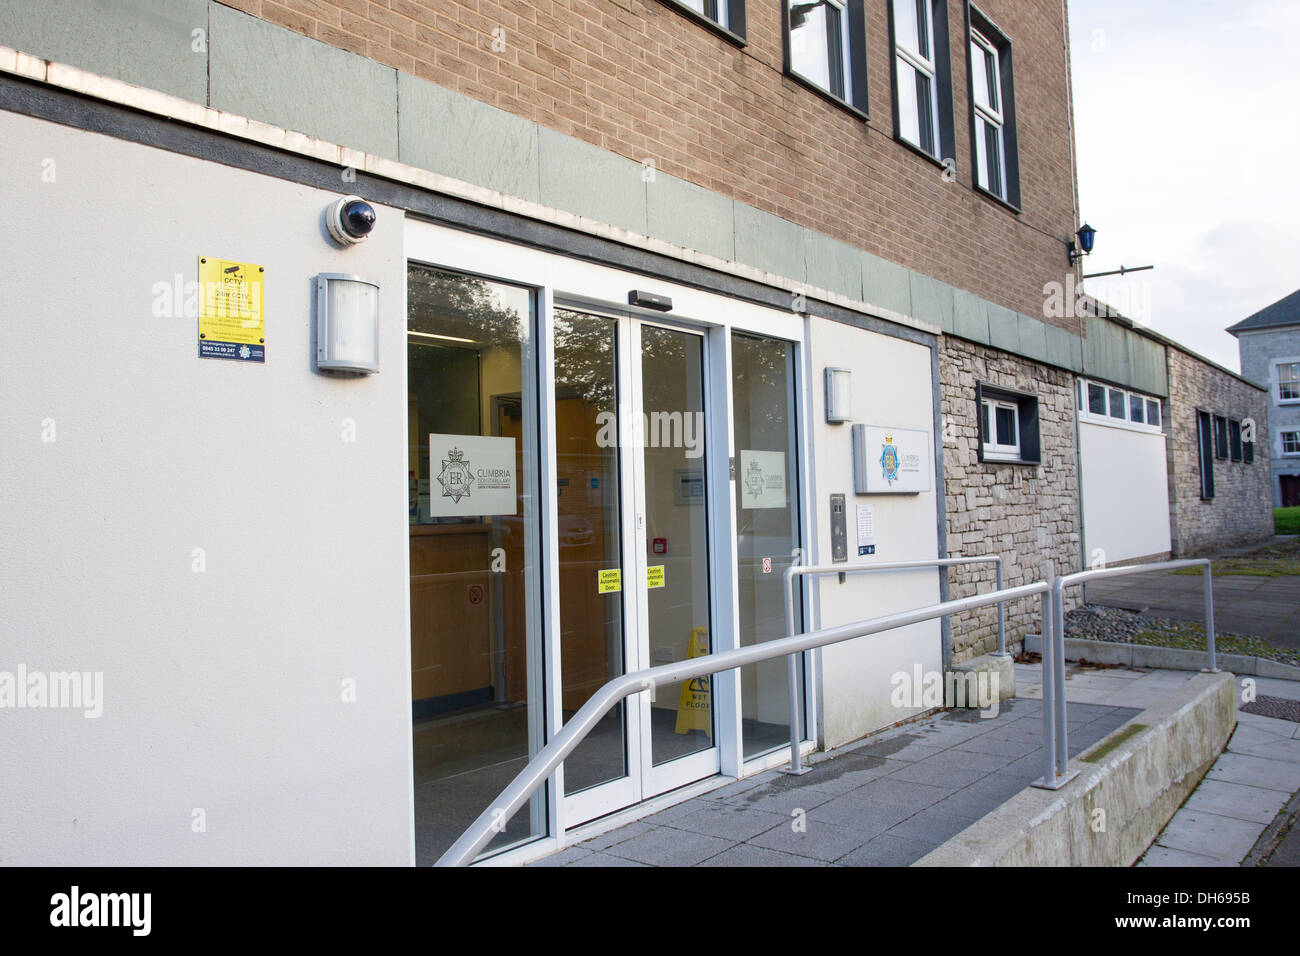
[824,367,852,423]
[1067,222,1097,266]
[315,273,380,374]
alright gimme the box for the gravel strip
[1064,604,1300,668]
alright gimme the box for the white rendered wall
[807,317,942,749]
[1079,420,1172,563]
[0,111,412,864]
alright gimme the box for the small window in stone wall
[1229,419,1242,462]
[1197,410,1215,499]
[976,383,1040,465]
[1214,415,1228,460]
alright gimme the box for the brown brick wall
[216,0,1082,327]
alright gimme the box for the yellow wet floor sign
[675,626,711,736]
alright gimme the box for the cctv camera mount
[327,195,377,245]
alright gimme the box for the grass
[1171,537,1300,577]
[1130,623,1280,659]
[1277,507,1300,535]
[1081,724,1147,763]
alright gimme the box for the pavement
[529,663,1300,867]
[1083,539,1300,650]
[1139,673,1300,867]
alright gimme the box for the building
[1230,289,1300,507]
[0,1,1273,866]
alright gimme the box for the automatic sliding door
[553,309,636,801]
[637,324,717,779]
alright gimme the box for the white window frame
[1282,431,1300,457]
[981,397,1020,461]
[787,0,854,102]
[969,26,1006,198]
[1077,378,1164,434]
[1274,358,1300,404]
[893,0,941,156]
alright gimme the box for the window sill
[980,449,1038,466]
[782,70,868,122]
[658,0,748,48]
[972,182,1021,215]
[894,134,949,170]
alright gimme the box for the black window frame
[781,0,869,119]
[1229,419,1242,462]
[887,0,955,166]
[975,382,1040,465]
[659,0,749,47]
[964,4,1020,209]
[1213,415,1228,460]
[1196,410,1216,499]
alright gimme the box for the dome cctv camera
[327,195,376,245]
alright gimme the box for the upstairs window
[891,0,951,159]
[1277,360,1300,402]
[1229,419,1243,462]
[1214,415,1228,460]
[966,8,1019,206]
[1283,431,1300,456]
[784,1,868,113]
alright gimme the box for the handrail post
[1052,577,1068,778]
[781,559,809,774]
[1203,562,1218,672]
[995,558,1007,657]
[1037,588,1055,789]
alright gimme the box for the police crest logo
[880,435,901,485]
[744,458,766,501]
[437,447,474,503]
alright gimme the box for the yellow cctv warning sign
[675,626,711,736]
[198,256,265,362]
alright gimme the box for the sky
[1068,0,1300,372]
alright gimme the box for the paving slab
[1154,810,1266,864]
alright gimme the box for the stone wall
[1236,326,1300,507]
[1165,348,1274,556]
[941,338,1082,662]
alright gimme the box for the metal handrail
[779,556,1009,774]
[1033,558,1215,790]
[435,580,1055,866]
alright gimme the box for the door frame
[404,217,817,856]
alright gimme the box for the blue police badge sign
[879,435,901,485]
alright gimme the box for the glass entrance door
[557,310,719,824]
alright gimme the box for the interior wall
[0,110,411,864]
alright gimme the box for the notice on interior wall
[428,433,518,517]
[857,505,876,556]
[738,450,786,509]
[646,565,665,589]
[197,256,265,362]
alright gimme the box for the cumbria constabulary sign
[428,434,517,517]
[856,425,931,494]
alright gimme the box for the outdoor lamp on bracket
[1067,223,1097,266]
